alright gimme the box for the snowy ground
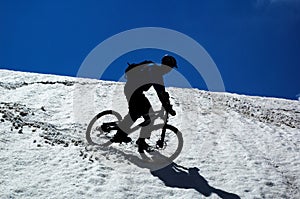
[0,69,299,199]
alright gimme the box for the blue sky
[0,0,299,100]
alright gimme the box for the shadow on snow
[100,146,241,199]
[150,162,240,199]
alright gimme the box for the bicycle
[86,109,183,161]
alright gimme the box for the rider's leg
[117,113,136,135]
[137,107,155,153]
[110,103,142,143]
[139,106,154,138]
[110,113,135,143]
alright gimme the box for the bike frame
[102,109,170,148]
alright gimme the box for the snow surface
[0,69,299,199]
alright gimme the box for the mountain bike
[86,109,183,161]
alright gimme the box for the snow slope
[0,69,299,199]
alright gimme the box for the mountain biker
[110,55,178,153]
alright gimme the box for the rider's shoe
[136,139,154,153]
[110,131,132,143]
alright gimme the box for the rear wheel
[86,110,122,146]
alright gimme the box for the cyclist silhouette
[110,55,178,153]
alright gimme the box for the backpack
[125,60,154,74]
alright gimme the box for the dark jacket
[124,63,172,119]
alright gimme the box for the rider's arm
[153,84,176,116]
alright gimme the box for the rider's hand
[167,107,176,116]
[169,109,176,116]
[164,103,176,116]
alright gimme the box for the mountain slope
[0,69,299,199]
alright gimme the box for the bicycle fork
[156,113,169,149]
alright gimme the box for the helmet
[161,55,178,68]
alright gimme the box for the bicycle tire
[147,124,183,162]
[86,110,122,146]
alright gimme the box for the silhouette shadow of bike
[86,109,183,162]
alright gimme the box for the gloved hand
[165,105,176,116]
[168,108,176,116]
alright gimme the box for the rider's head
[161,55,177,74]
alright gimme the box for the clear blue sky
[0,0,299,100]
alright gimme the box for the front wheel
[147,124,183,162]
